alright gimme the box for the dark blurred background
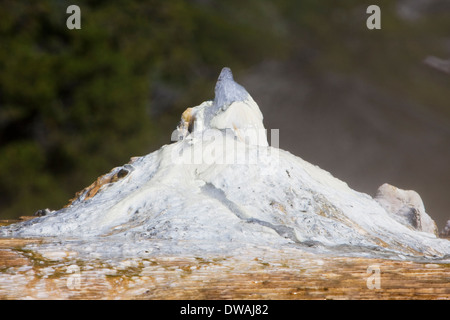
[0,0,449,230]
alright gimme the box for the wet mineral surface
[0,233,448,300]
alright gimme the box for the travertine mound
[1,68,449,261]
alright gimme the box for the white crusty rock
[174,67,268,147]
[0,68,449,261]
[441,220,450,238]
[374,183,438,236]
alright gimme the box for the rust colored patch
[270,201,287,214]
[181,107,193,124]
[179,107,196,133]
[18,216,35,221]
[64,167,130,208]
[0,249,30,268]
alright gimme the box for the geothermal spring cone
[1,67,449,262]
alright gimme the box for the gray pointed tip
[218,67,233,81]
[212,66,250,112]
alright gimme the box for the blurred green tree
[1,0,449,220]
[0,0,288,218]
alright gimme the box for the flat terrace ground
[0,221,449,300]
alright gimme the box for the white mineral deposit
[1,68,449,263]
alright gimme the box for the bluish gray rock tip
[205,67,250,125]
